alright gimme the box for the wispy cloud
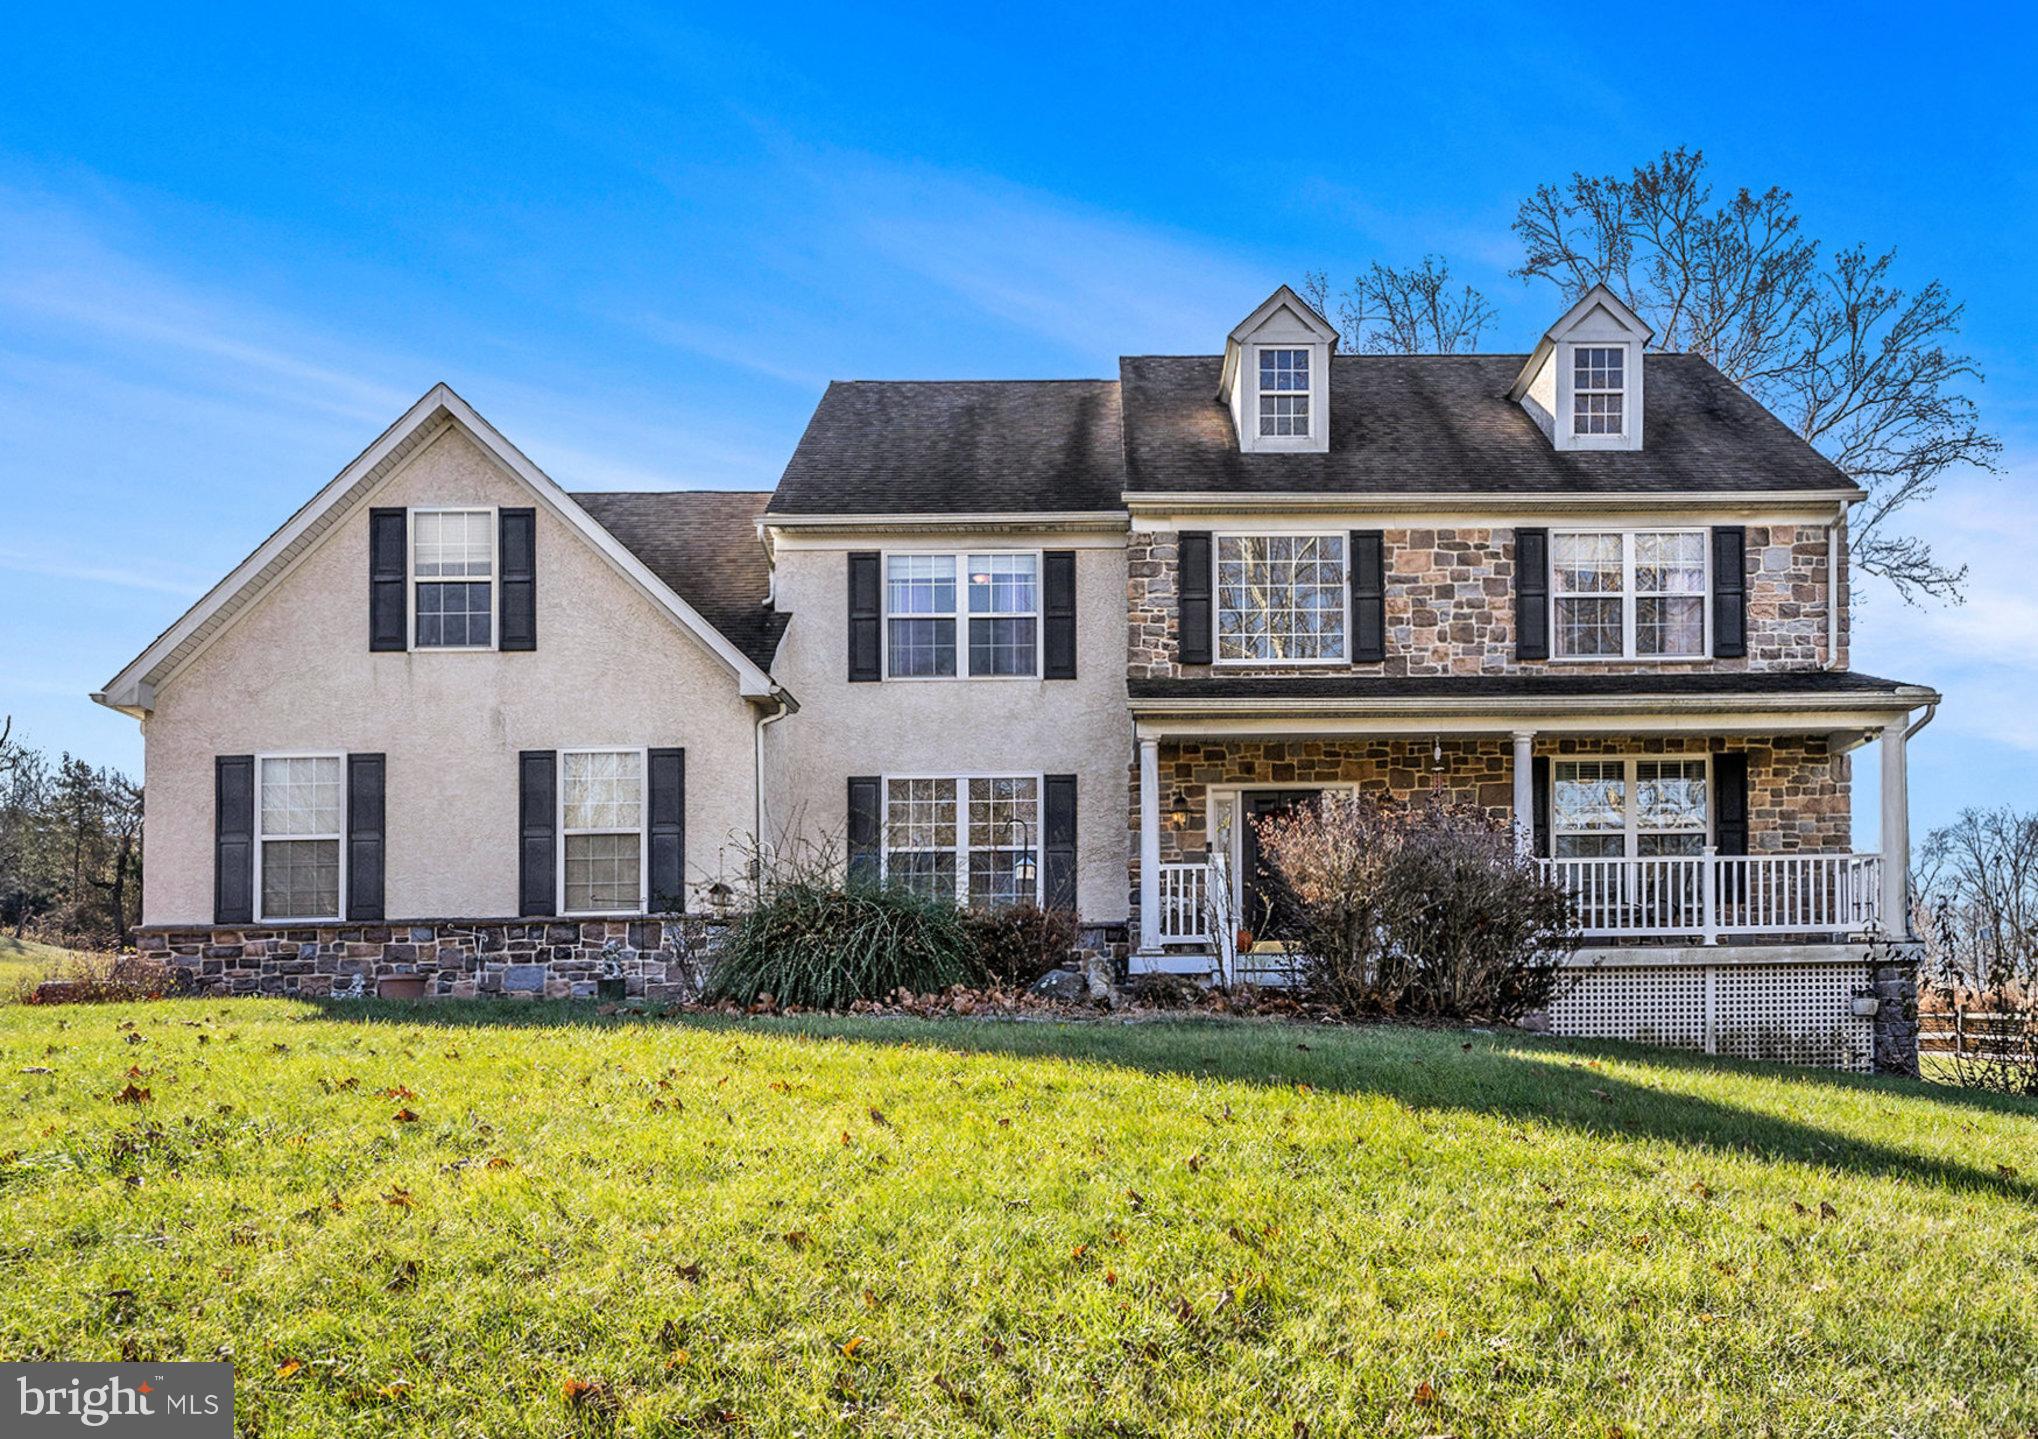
[0,549,205,598]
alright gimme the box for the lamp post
[1007,818,1037,904]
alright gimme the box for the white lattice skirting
[1542,946,1875,1071]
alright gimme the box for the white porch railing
[1538,850,1883,941]
[1156,850,1885,948]
[1155,862,1211,944]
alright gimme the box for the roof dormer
[1508,283,1653,452]
[1217,285,1339,455]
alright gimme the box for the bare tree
[1916,808,2038,1094]
[1304,256,1497,355]
[1512,146,2000,602]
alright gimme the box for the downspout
[1826,506,1843,669]
[1905,702,1937,743]
[753,692,795,860]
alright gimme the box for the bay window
[561,749,645,915]
[885,552,1038,678]
[883,774,1040,908]
[1552,529,1707,659]
[257,754,344,921]
[1553,758,1709,859]
[413,508,495,649]
[1216,533,1346,663]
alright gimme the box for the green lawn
[0,935,82,999]
[3,1001,2036,1436]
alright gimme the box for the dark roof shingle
[1119,352,1853,495]
[767,380,1125,515]
[572,490,785,669]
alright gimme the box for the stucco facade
[762,531,1133,923]
[139,426,762,925]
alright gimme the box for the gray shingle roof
[763,353,1851,514]
[1128,671,1930,703]
[767,380,1125,515]
[1119,352,1853,495]
[572,490,785,669]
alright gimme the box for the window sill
[1543,654,1714,665]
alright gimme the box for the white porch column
[1879,716,1911,938]
[1511,730,1536,857]
[1137,737,1162,953]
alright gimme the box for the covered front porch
[1127,674,1937,987]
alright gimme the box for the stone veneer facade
[1128,734,1850,915]
[136,919,725,1000]
[1126,523,1844,679]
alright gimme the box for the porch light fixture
[1432,737,1445,773]
[1007,820,1038,889]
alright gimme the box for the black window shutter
[1531,756,1552,859]
[648,747,686,913]
[1178,531,1213,665]
[346,753,386,921]
[1515,527,1550,661]
[369,508,408,652]
[846,776,882,889]
[1349,530,1385,662]
[499,507,537,652]
[1043,774,1078,911]
[1713,751,1750,856]
[1042,550,1077,679]
[1712,526,1747,659]
[518,750,556,917]
[214,755,255,924]
[848,552,882,681]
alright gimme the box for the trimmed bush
[961,903,1078,988]
[705,881,980,1010]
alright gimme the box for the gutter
[752,689,797,866]
[1124,488,1869,516]
[1125,686,1941,719]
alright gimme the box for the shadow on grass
[286,997,2038,1203]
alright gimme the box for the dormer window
[1573,346,1626,436]
[1258,348,1311,437]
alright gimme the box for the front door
[1239,789,1321,941]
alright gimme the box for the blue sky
[2,2,2033,841]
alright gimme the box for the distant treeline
[0,718,142,947]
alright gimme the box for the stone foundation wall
[1127,523,1841,679]
[1867,939,1923,1077]
[137,918,727,1000]
[1128,734,1851,922]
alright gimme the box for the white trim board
[94,383,779,715]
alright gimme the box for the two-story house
[95,285,1935,1069]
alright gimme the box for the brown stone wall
[1127,523,1842,679]
[136,919,724,1000]
[1127,733,1851,919]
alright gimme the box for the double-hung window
[1216,534,1346,662]
[882,774,1040,908]
[413,508,494,649]
[885,552,1038,678]
[1553,758,1709,859]
[1572,346,1625,435]
[1258,348,1310,437]
[560,749,645,915]
[256,754,343,921]
[1552,530,1706,659]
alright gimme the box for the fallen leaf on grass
[676,1262,704,1283]
[114,1083,151,1105]
[840,1337,864,1358]
[561,1377,617,1414]
[861,1288,878,1308]
[1412,1379,1435,1406]
[484,1156,512,1171]
[383,1186,414,1208]
[376,1381,410,1400]
[868,1107,891,1128]
[1819,1201,1837,1220]
[380,1085,417,1101]
[782,1230,809,1249]
[392,1108,420,1124]
[275,1360,302,1379]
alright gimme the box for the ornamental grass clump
[705,880,980,1010]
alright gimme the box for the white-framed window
[255,753,344,922]
[412,507,495,650]
[1258,347,1311,437]
[882,774,1040,909]
[884,551,1039,679]
[559,748,646,916]
[1553,757,1709,859]
[1572,345,1625,436]
[1551,529,1707,659]
[1216,533,1347,663]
